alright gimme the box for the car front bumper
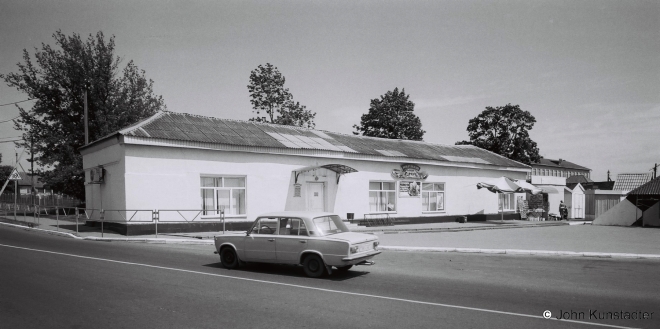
[341,249,381,262]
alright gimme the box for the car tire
[335,265,353,272]
[220,247,239,269]
[303,254,326,278]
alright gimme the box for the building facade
[80,111,531,234]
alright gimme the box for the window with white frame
[500,193,516,211]
[369,181,396,212]
[422,183,445,212]
[201,176,246,216]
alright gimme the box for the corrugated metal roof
[533,158,591,171]
[628,176,660,195]
[612,173,652,191]
[113,111,528,169]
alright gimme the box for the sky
[0,0,658,181]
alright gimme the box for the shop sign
[399,181,421,198]
[391,164,428,180]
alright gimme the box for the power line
[0,115,20,123]
[0,99,35,107]
[0,139,23,144]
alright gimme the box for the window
[311,215,349,236]
[278,218,308,236]
[250,217,278,234]
[369,181,396,212]
[201,176,246,216]
[422,183,445,212]
[500,194,515,211]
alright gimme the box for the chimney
[558,158,563,165]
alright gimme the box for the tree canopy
[456,103,541,165]
[1,30,166,200]
[247,63,316,128]
[353,87,425,141]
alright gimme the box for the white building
[80,111,531,235]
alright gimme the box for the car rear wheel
[220,247,239,269]
[303,254,326,278]
[335,265,353,272]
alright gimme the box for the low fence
[0,204,226,238]
[0,193,80,208]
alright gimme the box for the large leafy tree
[456,103,541,165]
[247,63,316,128]
[1,30,166,200]
[353,87,425,140]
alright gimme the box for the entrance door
[573,195,585,219]
[307,183,325,212]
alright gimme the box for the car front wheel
[220,247,239,269]
[303,254,326,278]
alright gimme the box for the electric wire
[0,99,35,107]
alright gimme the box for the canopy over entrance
[294,164,358,184]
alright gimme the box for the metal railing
[0,204,226,238]
[363,213,393,227]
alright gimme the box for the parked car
[214,211,381,277]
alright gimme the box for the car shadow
[202,262,369,281]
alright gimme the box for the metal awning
[294,164,358,184]
[538,186,560,194]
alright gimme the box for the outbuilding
[79,111,531,235]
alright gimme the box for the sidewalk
[2,215,660,260]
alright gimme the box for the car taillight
[350,246,358,254]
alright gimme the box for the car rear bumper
[341,250,381,262]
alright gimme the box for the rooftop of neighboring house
[81,111,530,170]
[566,175,593,184]
[628,176,660,196]
[15,172,46,188]
[581,181,616,190]
[612,173,653,191]
[532,158,591,171]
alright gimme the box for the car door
[243,217,279,262]
[275,218,310,263]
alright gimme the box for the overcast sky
[1,0,658,181]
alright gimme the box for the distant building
[528,158,591,220]
[587,173,652,221]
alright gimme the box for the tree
[353,87,425,141]
[247,63,316,128]
[456,103,541,165]
[1,30,166,200]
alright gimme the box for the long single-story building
[80,111,531,235]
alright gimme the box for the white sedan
[214,211,381,277]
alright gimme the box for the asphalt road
[1,226,658,329]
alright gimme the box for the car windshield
[311,215,349,236]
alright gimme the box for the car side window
[289,218,308,236]
[252,217,278,235]
[278,218,290,235]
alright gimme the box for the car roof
[256,211,338,219]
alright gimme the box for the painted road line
[0,243,641,329]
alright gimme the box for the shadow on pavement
[202,262,369,281]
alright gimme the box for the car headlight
[373,241,379,249]
[350,246,358,254]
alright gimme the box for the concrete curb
[356,221,570,234]
[378,246,660,260]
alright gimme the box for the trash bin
[347,213,354,220]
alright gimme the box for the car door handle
[268,239,275,242]
[299,240,307,243]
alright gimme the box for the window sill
[422,211,446,214]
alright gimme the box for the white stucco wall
[83,142,529,223]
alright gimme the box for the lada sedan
[214,211,381,277]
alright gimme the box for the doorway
[306,182,325,212]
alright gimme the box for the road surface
[1,226,658,329]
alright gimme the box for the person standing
[559,200,568,220]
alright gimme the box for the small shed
[565,183,585,219]
[625,176,660,227]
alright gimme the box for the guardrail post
[56,206,59,231]
[100,209,105,238]
[221,208,225,234]
[152,210,159,238]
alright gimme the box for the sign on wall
[399,181,421,198]
[391,164,428,180]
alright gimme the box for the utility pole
[30,135,34,206]
[607,170,611,182]
[84,89,89,145]
[14,149,17,221]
